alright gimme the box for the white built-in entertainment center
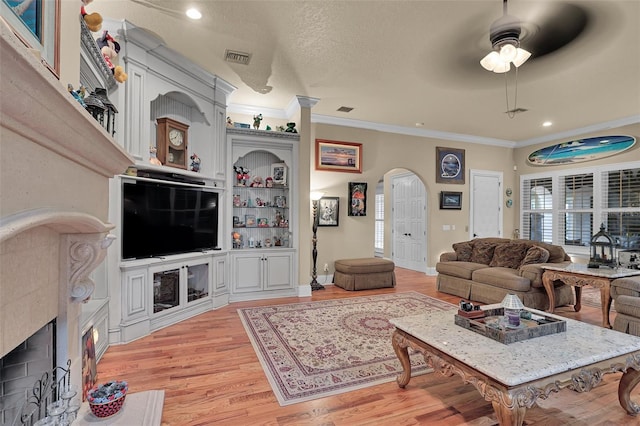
[79,19,300,349]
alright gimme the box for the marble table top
[390,305,640,387]
[542,263,640,279]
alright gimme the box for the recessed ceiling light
[542,121,552,127]
[415,122,424,127]
[186,8,202,20]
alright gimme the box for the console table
[391,307,640,426]
[541,264,640,328]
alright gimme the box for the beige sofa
[611,276,640,336]
[436,237,574,310]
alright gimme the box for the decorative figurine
[190,153,201,172]
[149,146,162,166]
[285,122,297,133]
[253,114,263,129]
[226,116,234,128]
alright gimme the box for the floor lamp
[310,192,325,291]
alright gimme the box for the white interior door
[470,170,503,239]
[392,173,427,272]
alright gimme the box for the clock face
[169,128,184,147]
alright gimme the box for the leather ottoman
[333,258,396,291]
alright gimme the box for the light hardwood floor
[96,268,638,425]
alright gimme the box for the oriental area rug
[237,292,455,405]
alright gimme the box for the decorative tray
[454,307,566,344]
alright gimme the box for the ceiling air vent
[505,107,528,115]
[225,49,251,65]
[337,106,353,113]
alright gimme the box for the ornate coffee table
[391,307,640,426]
[541,263,640,328]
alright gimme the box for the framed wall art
[440,191,462,210]
[1,0,60,76]
[348,182,367,216]
[81,326,97,401]
[315,139,362,173]
[318,197,339,226]
[436,147,465,184]
[270,162,287,185]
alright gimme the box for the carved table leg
[601,284,612,329]
[542,271,556,313]
[619,368,640,415]
[574,286,582,312]
[392,330,412,388]
[492,400,526,426]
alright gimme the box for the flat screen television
[122,179,219,259]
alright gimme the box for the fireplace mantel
[0,17,133,390]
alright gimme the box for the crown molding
[517,115,640,148]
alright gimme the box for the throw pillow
[453,241,474,262]
[489,242,529,269]
[520,245,550,267]
[470,241,497,265]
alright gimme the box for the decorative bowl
[87,380,128,418]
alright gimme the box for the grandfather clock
[156,117,189,169]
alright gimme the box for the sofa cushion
[514,239,568,263]
[452,241,474,262]
[472,267,531,292]
[489,242,529,269]
[436,261,488,280]
[470,241,497,265]
[519,245,550,267]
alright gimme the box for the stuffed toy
[96,31,128,83]
[81,0,102,32]
[250,176,264,188]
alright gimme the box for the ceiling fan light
[492,61,511,73]
[499,43,517,63]
[512,48,532,67]
[480,51,501,71]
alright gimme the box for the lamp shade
[310,192,324,201]
[501,293,524,310]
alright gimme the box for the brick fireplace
[0,18,132,415]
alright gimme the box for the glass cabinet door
[187,263,209,302]
[153,269,180,313]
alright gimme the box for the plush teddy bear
[96,31,128,83]
[250,176,264,187]
[80,0,102,32]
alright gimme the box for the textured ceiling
[92,0,640,146]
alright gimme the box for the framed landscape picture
[440,191,462,209]
[318,197,339,226]
[436,147,465,184]
[315,139,362,173]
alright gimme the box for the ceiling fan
[480,0,590,72]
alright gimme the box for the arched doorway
[377,169,427,273]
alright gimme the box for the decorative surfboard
[527,135,636,166]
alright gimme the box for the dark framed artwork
[318,197,339,226]
[315,139,362,173]
[436,147,465,184]
[1,0,60,76]
[440,191,462,210]
[348,182,367,216]
[81,326,97,401]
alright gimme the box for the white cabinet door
[212,253,228,295]
[264,252,293,291]
[122,267,148,321]
[232,253,263,293]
